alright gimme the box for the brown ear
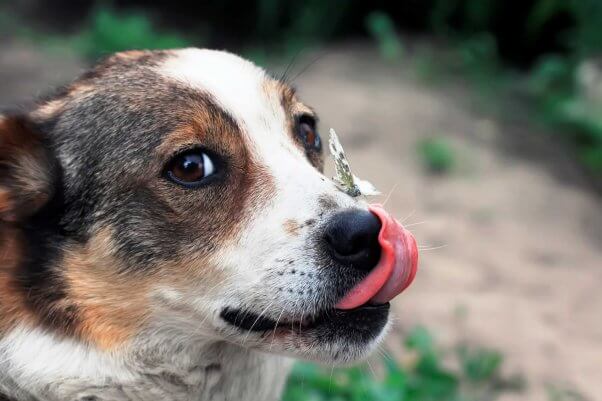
[0,115,55,222]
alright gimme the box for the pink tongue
[335,204,418,310]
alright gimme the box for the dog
[0,48,418,401]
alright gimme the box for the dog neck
[0,326,293,401]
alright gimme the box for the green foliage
[282,326,520,401]
[6,1,602,173]
[430,0,498,35]
[457,345,502,382]
[418,138,456,174]
[523,0,602,174]
[365,11,404,61]
[252,1,350,59]
[546,384,588,401]
[527,55,602,173]
[70,7,190,59]
[527,56,575,99]
[404,0,602,175]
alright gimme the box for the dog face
[0,49,416,365]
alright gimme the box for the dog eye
[298,115,321,151]
[166,149,216,187]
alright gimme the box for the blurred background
[1,1,601,400]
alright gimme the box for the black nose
[324,209,382,272]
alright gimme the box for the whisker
[376,346,394,361]
[269,307,286,351]
[290,51,326,83]
[381,182,399,207]
[418,244,448,251]
[403,221,427,228]
[242,301,274,344]
[399,209,416,224]
[328,364,335,393]
[279,50,302,84]
[289,299,298,333]
[366,359,377,379]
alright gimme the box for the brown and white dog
[0,49,417,401]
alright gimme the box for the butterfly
[328,128,380,197]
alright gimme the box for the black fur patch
[13,132,78,333]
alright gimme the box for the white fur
[0,325,133,400]
[0,324,291,401]
[1,325,132,381]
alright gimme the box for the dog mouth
[219,204,417,351]
[220,303,390,334]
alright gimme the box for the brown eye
[166,149,216,187]
[298,115,321,151]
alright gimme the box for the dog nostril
[324,209,382,273]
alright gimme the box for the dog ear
[0,114,56,223]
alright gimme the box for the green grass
[365,11,404,61]
[0,5,194,59]
[282,327,523,401]
[69,7,191,60]
[528,56,602,173]
[418,138,456,174]
[546,384,588,401]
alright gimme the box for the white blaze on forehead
[159,48,287,144]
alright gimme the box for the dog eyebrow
[277,82,297,113]
[155,91,242,161]
[275,82,315,120]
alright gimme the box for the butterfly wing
[328,129,356,191]
[353,175,381,196]
[328,128,378,197]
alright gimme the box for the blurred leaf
[458,345,503,382]
[528,55,575,97]
[457,32,499,70]
[546,384,588,401]
[72,7,191,59]
[283,326,526,401]
[406,326,436,356]
[582,146,602,171]
[463,0,497,31]
[365,11,404,61]
[418,138,456,174]
[430,0,461,34]
[526,0,570,39]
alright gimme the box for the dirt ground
[1,41,601,401]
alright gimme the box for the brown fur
[0,227,33,334]
[30,98,67,120]
[153,99,277,251]
[0,116,53,222]
[283,219,301,236]
[61,229,150,349]
[0,188,14,220]
[265,80,324,171]
[30,82,96,122]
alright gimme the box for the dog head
[0,49,417,365]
